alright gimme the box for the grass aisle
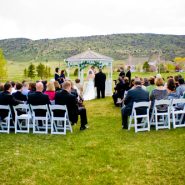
[0,97,185,185]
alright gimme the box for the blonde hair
[46,81,55,91]
[155,77,164,86]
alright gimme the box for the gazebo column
[67,66,70,78]
[80,69,84,83]
[78,65,81,79]
[105,61,113,96]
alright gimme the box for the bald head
[36,82,43,92]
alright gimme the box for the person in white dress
[83,68,96,101]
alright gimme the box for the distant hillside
[0,33,185,62]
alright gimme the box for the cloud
[0,0,185,39]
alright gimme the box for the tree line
[24,63,52,79]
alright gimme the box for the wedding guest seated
[143,78,149,87]
[121,78,149,129]
[54,81,61,92]
[28,82,36,95]
[124,77,130,91]
[44,81,56,101]
[42,80,47,92]
[146,76,156,95]
[176,78,185,98]
[75,78,83,97]
[27,82,50,116]
[22,81,30,96]
[0,82,23,121]
[166,78,178,99]
[12,82,27,102]
[174,75,181,88]
[150,77,168,112]
[119,67,125,78]
[140,77,147,90]
[55,81,88,130]
[11,81,17,94]
[112,76,126,106]
[0,82,4,92]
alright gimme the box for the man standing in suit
[95,68,106,99]
[55,81,88,130]
[126,66,131,85]
[121,78,149,129]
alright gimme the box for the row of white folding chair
[0,105,11,134]
[129,99,185,133]
[171,98,185,128]
[49,105,72,135]
[150,99,171,130]
[150,99,185,130]
[13,104,32,133]
[128,101,151,133]
[0,104,73,135]
[28,104,72,135]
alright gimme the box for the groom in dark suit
[95,69,106,98]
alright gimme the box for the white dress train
[83,79,96,101]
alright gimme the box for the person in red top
[44,81,56,101]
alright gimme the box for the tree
[23,68,27,78]
[27,63,36,79]
[143,61,150,72]
[36,63,45,79]
[44,66,51,79]
[0,49,7,81]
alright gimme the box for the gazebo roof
[65,49,113,63]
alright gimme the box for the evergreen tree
[27,63,36,79]
[0,49,7,81]
[23,68,27,78]
[36,63,45,79]
[44,66,51,79]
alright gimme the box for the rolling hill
[0,33,185,62]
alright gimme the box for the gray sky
[0,0,185,40]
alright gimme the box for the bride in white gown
[83,69,96,101]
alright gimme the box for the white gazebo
[65,49,113,96]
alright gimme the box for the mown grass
[0,97,185,185]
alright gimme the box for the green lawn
[0,97,185,185]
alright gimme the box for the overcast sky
[0,0,185,40]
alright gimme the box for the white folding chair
[30,105,50,134]
[128,101,151,133]
[0,105,11,133]
[13,104,32,133]
[49,104,72,135]
[171,98,185,128]
[150,99,171,130]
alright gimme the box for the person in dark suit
[54,67,61,84]
[55,81,88,130]
[119,67,125,77]
[95,69,106,98]
[12,82,27,102]
[0,82,22,121]
[27,82,50,116]
[121,78,149,129]
[126,66,131,85]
